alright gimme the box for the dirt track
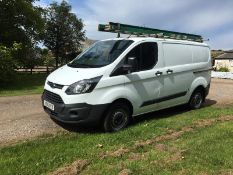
[0,78,233,146]
[0,95,63,146]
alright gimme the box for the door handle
[155,71,163,76]
[166,69,173,74]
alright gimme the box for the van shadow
[203,98,217,107]
[52,98,217,133]
[51,118,103,133]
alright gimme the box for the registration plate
[44,100,54,111]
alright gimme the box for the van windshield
[67,40,133,68]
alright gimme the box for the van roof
[102,37,209,47]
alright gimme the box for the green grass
[0,73,47,96]
[168,122,233,175]
[0,105,233,175]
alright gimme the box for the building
[214,50,233,72]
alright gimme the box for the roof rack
[98,22,203,43]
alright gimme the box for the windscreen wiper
[68,63,92,68]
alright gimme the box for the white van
[42,37,211,132]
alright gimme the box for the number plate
[44,100,54,111]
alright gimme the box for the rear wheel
[103,102,131,132]
[188,89,204,109]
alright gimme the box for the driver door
[124,42,164,115]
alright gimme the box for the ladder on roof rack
[98,22,203,43]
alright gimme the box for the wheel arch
[99,97,133,122]
[110,98,134,116]
[189,77,209,99]
[191,85,205,99]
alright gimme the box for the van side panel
[159,43,194,108]
[163,43,193,67]
[158,42,211,111]
[189,46,211,98]
[192,45,210,63]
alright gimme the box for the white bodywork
[45,37,211,116]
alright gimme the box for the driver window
[125,42,158,72]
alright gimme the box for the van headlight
[65,76,102,95]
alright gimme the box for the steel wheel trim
[111,110,128,130]
[191,92,203,108]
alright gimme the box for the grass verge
[0,73,47,97]
[0,105,233,174]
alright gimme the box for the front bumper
[42,92,108,125]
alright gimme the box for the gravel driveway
[0,95,63,146]
[0,78,233,146]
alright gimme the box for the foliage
[0,0,45,73]
[0,0,85,71]
[0,0,45,47]
[1,105,233,174]
[17,46,42,71]
[0,43,21,84]
[218,66,230,72]
[41,49,55,67]
[41,49,56,73]
[44,0,85,67]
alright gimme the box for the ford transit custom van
[42,37,211,132]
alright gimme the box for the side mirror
[122,57,137,73]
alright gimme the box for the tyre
[103,102,131,132]
[188,89,204,109]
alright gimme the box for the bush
[0,43,21,84]
[217,66,230,72]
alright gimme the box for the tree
[19,46,42,74]
[0,0,45,47]
[0,43,21,84]
[44,0,85,68]
[0,0,45,71]
[41,49,55,74]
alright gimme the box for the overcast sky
[35,0,233,50]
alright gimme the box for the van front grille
[47,81,64,89]
[44,90,64,104]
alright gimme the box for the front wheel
[188,89,204,109]
[103,102,131,132]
